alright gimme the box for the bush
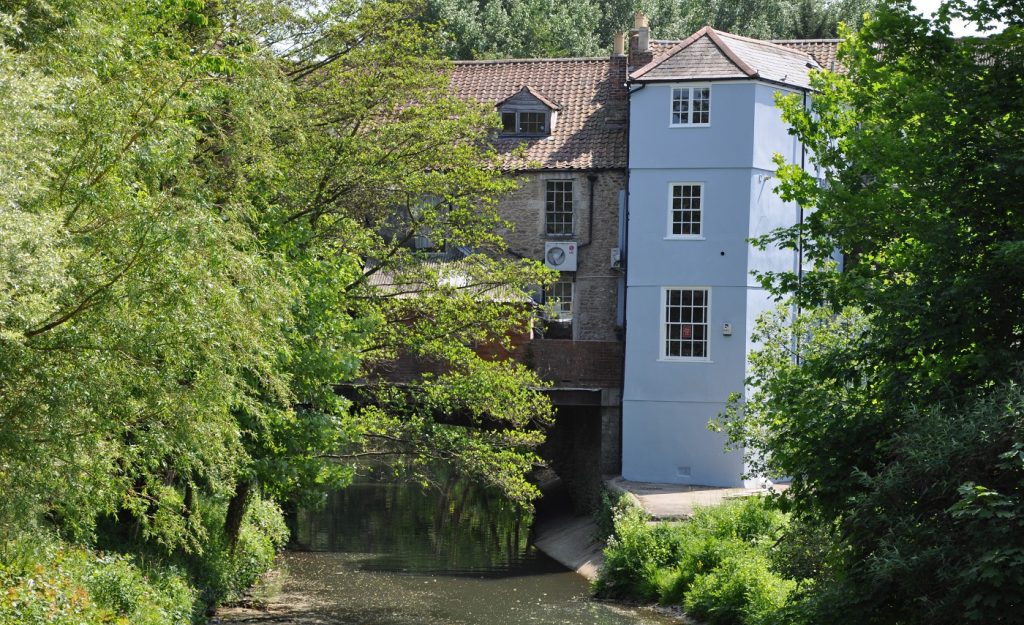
[186,493,289,607]
[684,551,796,625]
[593,503,677,601]
[595,495,797,624]
[594,490,636,541]
[0,536,196,625]
[657,534,750,604]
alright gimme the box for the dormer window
[497,86,559,137]
[501,110,547,134]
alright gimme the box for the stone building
[450,51,629,484]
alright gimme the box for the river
[217,477,685,625]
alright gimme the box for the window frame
[659,287,711,362]
[669,84,711,127]
[666,182,705,239]
[500,109,550,136]
[544,179,575,237]
[545,277,574,321]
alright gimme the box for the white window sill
[658,357,713,363]
[664,235,705,240]
[669,123,711,128]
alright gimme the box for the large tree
[0,0,552,560]
[718,1,1024,623]
[423,0,876,60]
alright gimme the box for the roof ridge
[454,56,611,65]
[631,26,711,80]
[716,30,819,59]
[771,38,842,43]
[632,26,761,81]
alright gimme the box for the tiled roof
[632,27,823,89]
[451,57,628,171]
[771,39,843,73]
[497,85,562,110]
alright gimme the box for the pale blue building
[621,26,828,486]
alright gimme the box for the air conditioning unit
[610,247,622,270]
[544,241,578,272]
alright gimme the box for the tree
[422,0,876,60]
[0,0,553,563]
[718,1,1024,622]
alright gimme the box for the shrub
[686,497,788,545]
[0,537,196,625]
[594,494,797,622]
[186,492,289,607]
[594,490,637,541]
[658,534,751,604]
[593,504,677,601]
[684,551,796,625]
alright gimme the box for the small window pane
[501,112,517,133]
[545,180,574,235]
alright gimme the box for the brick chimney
[629,12,652,71]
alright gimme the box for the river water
[218,478,684,625]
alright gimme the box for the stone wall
[495,170,626,342]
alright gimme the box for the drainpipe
[795,90,807,364]
[617,80,645,475]
[578,173,598,249]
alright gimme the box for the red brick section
[373,336,623,390]
[523,339,624,388]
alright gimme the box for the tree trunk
[224,479,252,551]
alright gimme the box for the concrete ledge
[605,476,788,521]
[533,513,604,581]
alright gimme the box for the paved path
[605,476,788,521]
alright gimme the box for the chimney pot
[633,12,649,28]
[613,32,625,56]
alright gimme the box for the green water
[220,479,682,625]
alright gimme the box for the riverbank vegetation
[0,0,553,622]
[593,6,1023,621]
[594,495,797,625]
[715,1,1024,623]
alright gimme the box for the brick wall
[522,339,623,388]
[375,337,623,390]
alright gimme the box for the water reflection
[220,476,683,625]
[292,476,547,577]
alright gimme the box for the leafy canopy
[718,1,1024,622]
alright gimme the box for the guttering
[630,76,815,92]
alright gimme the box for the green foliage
[0,536,196,625]
[592,499,673,601]
[684,552,796,625]
[182,494,289,607]
[593,490,637,541]
[423,0,876,59]
[594,496,794,625]
[1,0,554,617]
[718,2,1024,623]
